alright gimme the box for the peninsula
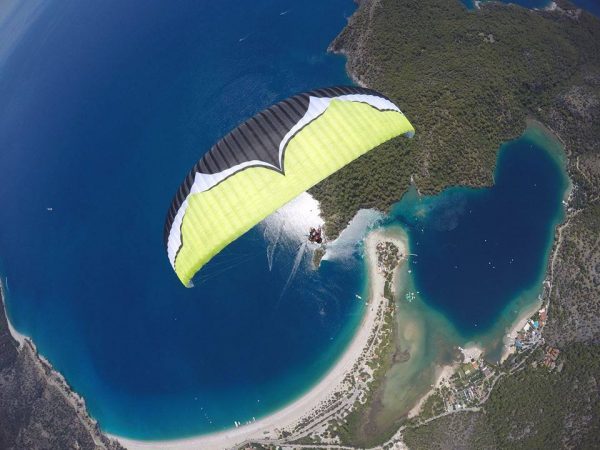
[311,0,599,239]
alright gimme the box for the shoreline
[0,198,408,450]
[0,196,404,449]
[0,280,121,449]
[1,280,90,419]
[407,344,484,419]
[0,281,27,347]
[111,227,408,450]
[407,363,454,418]
[499,298,543,363]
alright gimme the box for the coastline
[407,363,454,418]
[1,280,89,422]
[1,282,26,347]
[0,192,409,449]
[396,116,572,420]
[0,280,123,449]
[111,227,408,450]
[499,298,543,363]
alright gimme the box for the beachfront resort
[410,298,565,423]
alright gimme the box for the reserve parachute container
[164,86,414,286]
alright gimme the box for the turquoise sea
[370,125,569,432]
[0,0,573,442]
[390,126,568,337]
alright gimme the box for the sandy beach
[461,345,483,362]
[408,363,455,418]
[500,299,542,363]
[408,342,485,418]
[0,198,408,450]
[112,228,408,450]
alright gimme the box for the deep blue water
[0,0,365,439]
[460,0,600,17]
[390,130,567,336]
[573,0,600,16]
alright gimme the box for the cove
[389,124,569,338]
[367,124,569,437]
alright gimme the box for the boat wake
[238,33,252,42]
[280,241,307,300]
[264,219,285,271]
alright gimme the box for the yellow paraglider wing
[164,86,414,286]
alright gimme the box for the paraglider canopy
[164,86,414,286]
